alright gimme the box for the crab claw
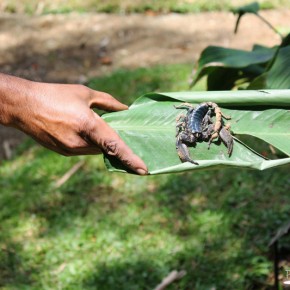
[219,126,233,156]
[205,124,216,150]
[176,138,199,165]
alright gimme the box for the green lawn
[1,63,290,289]
[3,0,290,14]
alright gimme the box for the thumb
[90,115,148,175]
[88,90,128,112]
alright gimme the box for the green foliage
[232,1,260,14]
[190,45,276,89]
[249,46,290,89]
[190,2,290,90]
[90,67,290,175]
[103,90,290,174]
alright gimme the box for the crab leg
[207,123,233,156]
[174,103,195,109]
[175,114,186,137]
[204,102,231,142]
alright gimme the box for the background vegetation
[1,0,290,14]
[1,1,290,289]
[1,63,289,289]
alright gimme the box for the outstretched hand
[0,74,147,175]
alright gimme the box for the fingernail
[136,168,148,175]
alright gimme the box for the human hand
[2,75,147,175]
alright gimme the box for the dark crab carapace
[175,102,233,165]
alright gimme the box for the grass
[1,63,290,290]
[2,0,290,15]
[87,64,205,106]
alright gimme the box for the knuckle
[102,140,136,170]
[102,140,121,156]
[71,84,90,98]
[76,113,95,135]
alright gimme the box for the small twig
[154,270,186,290]
[53,160,85,189]
[53,262,67,275]
[3,140,13,160]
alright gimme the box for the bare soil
[0,9,289,159]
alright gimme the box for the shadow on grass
[83,259,167,290]
[151,166,290,288]
[0,144,289,289]
[0,240,36,288]
[0,146,111,286]
[81,252,244,290]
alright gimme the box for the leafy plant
[189,1,290,90]
[101,2,290,174]
[103,90,290,174]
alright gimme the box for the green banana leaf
[102,90,290,175]
[190,46,275,89]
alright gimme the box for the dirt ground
[0,9,289,159]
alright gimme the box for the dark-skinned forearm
[0,73,34,127]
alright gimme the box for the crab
[175,102,233,165]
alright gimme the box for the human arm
[0,73,147,175]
